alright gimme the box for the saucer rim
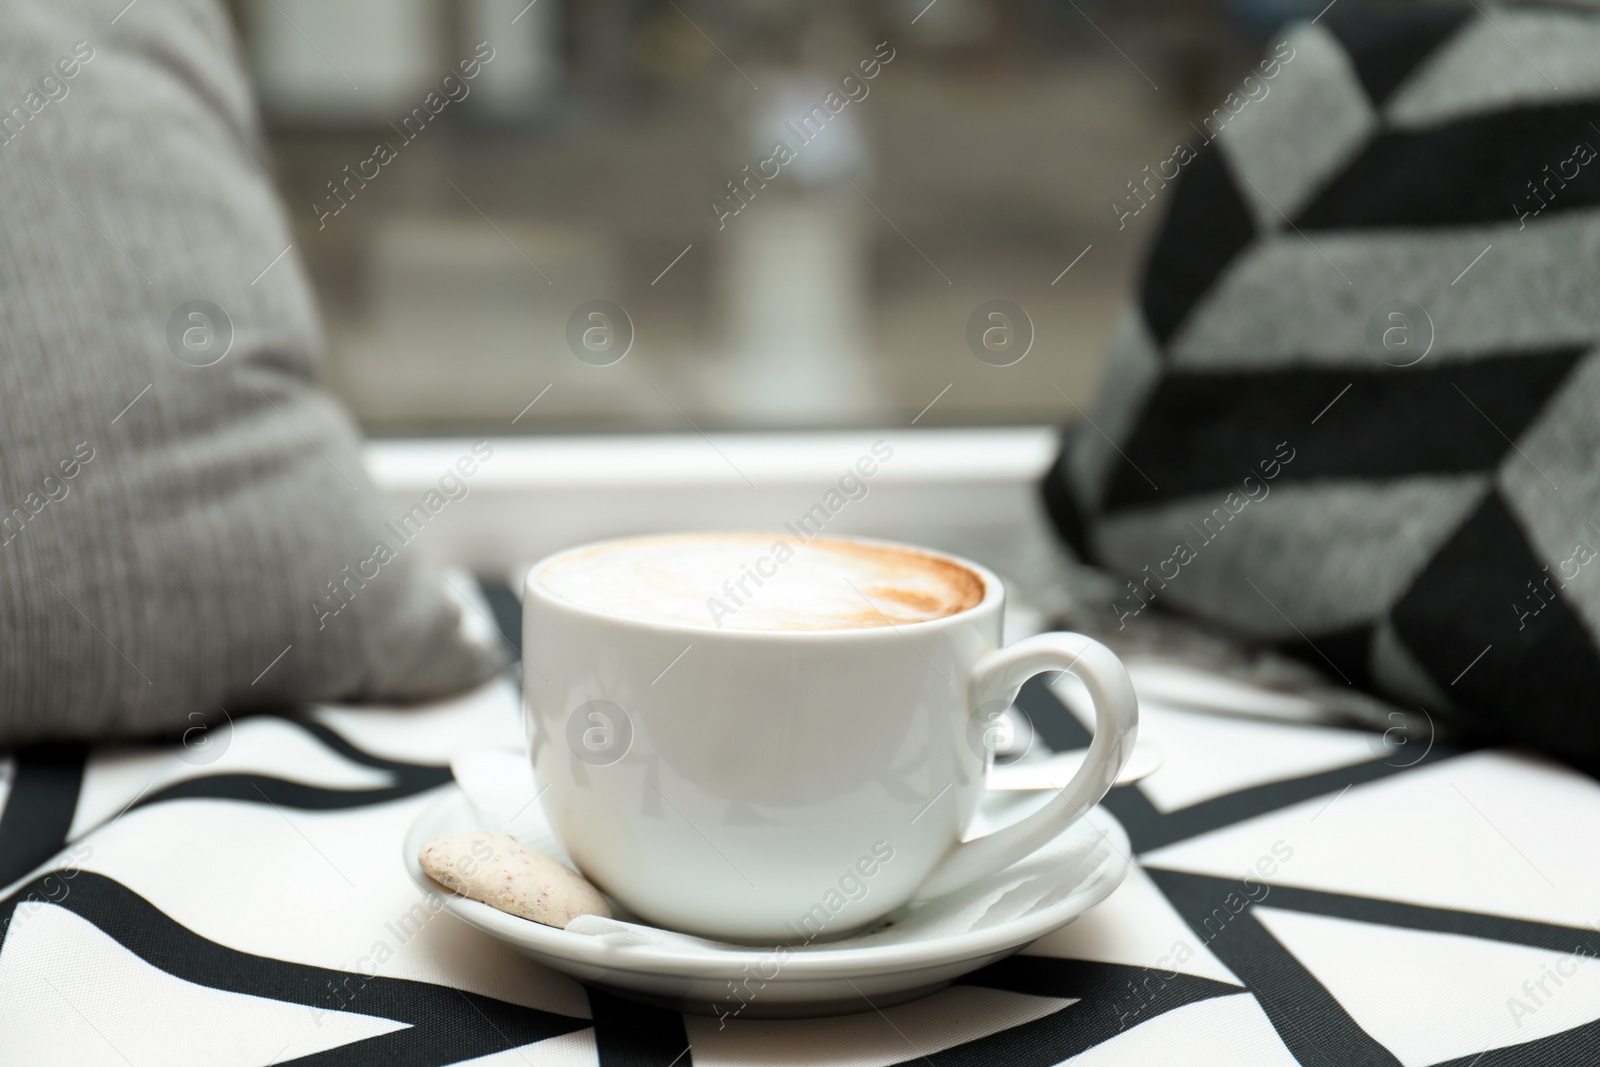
[403,784,1131,980]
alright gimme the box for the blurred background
[229,0,1317,435]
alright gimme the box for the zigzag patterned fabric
[1043,2,1600,775]
[3,632,1599,1065]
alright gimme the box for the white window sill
[365,426,1063,577]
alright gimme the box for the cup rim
[523,531,1005,640]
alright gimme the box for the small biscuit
[420,832,611,928]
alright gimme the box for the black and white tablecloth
[3,591,1599,1065]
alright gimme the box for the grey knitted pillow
[0,0,505,744]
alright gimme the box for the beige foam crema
[538,533,985,631]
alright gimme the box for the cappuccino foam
[537,533,985,631]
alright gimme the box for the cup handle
[912,632,1138,901]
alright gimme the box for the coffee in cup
[537,532,985,632]
[524,532,1136,942]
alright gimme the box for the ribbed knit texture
[0,0,505,743]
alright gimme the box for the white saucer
[403,785,1131,1018]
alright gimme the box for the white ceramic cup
[523,534,1137,942]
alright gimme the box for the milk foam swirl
[537,533,985,631]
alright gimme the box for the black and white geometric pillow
[1043,2,1600,775]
